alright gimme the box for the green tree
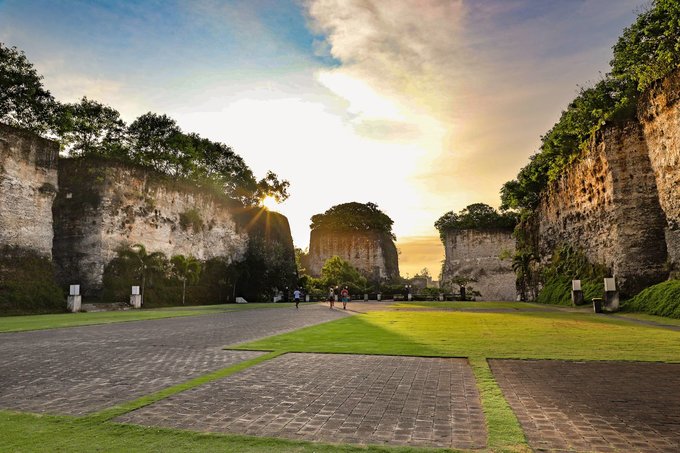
[117,244,168,305]
[512,251,538,302]
[310,202,395,239]
[435,203,517,241]
[0,43,55,133]
[318,256,367,294]
[54,97,127,158]
[127,113,197,177]
[170,255,202,305]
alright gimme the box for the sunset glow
[0,0,646,276]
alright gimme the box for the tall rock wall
[53,159,249,295]
[307,229,399,281]
[535,122,668,295]
[0,123,59,258]
[530,68,680,296]
[442,229,516,301]
[639,70,680,272]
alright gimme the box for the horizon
[0,0,646,276]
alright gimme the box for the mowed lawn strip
[392,301,555,311]
[0,411,455,453]
[234,311,680,362]
[0,302,297,333]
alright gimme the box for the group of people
[328,286,350,310]
[289,286,350,310]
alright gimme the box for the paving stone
[0,305,347,415]
[117,353,487,449]
[490,359,680,453]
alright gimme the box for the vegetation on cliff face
[0,247,64,314]
[501,0,680,212]
[0,42,288,207]
[623,280,680,318]
[434,203,517,242]
[310,202,395,240]
[535,245,606,305]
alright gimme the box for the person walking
[340,286,350,310]
[293,288,301,309]
[328,287,335,309]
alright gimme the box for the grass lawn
[615,312,680,327]
[0,411,452,453]
[392,301,557,311]
[0,302,298,333]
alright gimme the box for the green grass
[0,411,453,453]
[392,301,555,311]
[0,302,295,333]
[615,312,680,327]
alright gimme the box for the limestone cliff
[307,229,399,281]
[0,123,59,258]
[527,68,680,296]
[442,229,516,301]
[53,158,249,295]
[639,70,680,272]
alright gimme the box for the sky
[0,0,646,277]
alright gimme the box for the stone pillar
[67,285,81,313]
[571,280,584,306]
[377,293,381,301]
[604,278,620,312]
[364,293,368,301]
[305,294,310,302]
[130,286,142,309]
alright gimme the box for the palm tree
[171,255,202,305]
[512,251,538,301]
[118,243,167,305]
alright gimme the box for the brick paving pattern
[0,305,347,415]
[490,359,680,452]
[117,353,487,449]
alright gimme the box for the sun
[261,195,278,210]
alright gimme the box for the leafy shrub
[0,248,64,314]
[179,209,204,232]
[622,280,680,318]
[536,276,602,306]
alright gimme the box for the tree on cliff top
[0,43,55,133]
[310,202,395,240]
[500,0,680,212]
[435,203,518,242]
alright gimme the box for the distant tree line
[500,0,680,212]
[0,43,288,207]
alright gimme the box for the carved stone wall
[307,229,399,281]
[442,229,516,301]
[53,159,249,294]
[0,123,59,258]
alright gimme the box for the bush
[622,280,680,318]
[0,248,65,314]
[536,276,601,306]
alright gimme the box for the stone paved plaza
[491,359,680,452]
[3,302,680,451]
[117,353,486,450]
[0,305,347,415]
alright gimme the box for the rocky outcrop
[442,229,516,301]
[529,69,680,296]
[307,229,399,281]
[53,158,249,295]
[0,123,59,258]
